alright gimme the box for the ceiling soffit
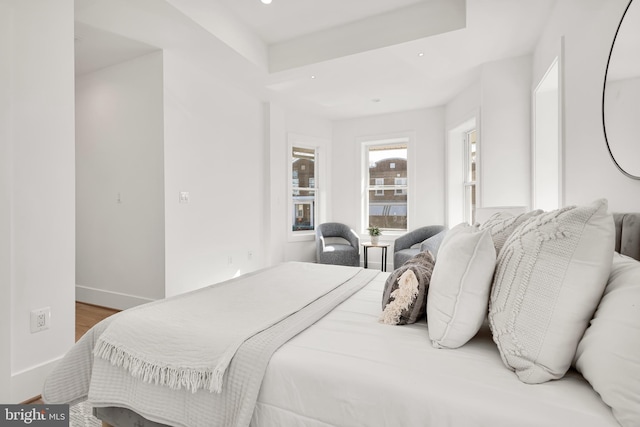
[165,0,466,73]
[268,0,466,72]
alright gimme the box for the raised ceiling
[165,0,466,72]
[74,0,558,120]
[218,0,429,45]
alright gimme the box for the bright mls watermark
[0,405,68,426]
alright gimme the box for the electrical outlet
[247,251,253,260]
[30,307,50,333]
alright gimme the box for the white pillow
[574,252,640,427]
[479,209,543,254]
[427,223,496,349]
[489,199,614,384]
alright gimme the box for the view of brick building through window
[292,146,316,231]
[368,144,407,230]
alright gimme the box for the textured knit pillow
[574,252,640,427]
[380,251,435,325]
[489,199,614,384]
[479,209,543,254]
[427,223,496,348]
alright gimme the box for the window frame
[446,113,480,227]
[463,129,477,225]
[359,133,415,237]
[287,134,329,242]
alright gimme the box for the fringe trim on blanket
[94,340,229,394]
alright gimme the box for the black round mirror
[603,0,640,180]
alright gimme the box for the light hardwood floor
[26,302,120,404]
[75,302,120,342]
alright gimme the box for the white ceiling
[218,0,428,45]
[74,0,559,120]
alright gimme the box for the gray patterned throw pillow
[380,251,435,325]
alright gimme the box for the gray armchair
[316,222,360,267]
[393,225,447,269]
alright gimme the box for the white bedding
[46,267,619,427]
[44,263,377,427]
[251,273,619,427]
[94,262,372,394]
[86,265,377,427]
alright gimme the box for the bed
[42,205,640,427]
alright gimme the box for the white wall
[163,51,266,297]
[443,56,532,222]
[479,56,532,208]
[265,104,287,266]
[0,0,12,404]
[603,76,640,177]
[266,103,333,264]
[73,6,333,296]
[331,108,446,268]
[75,52,165,309]
[534,0,640,211]
[445,82,481,131]
[0,0,75,402]
[445,82,481,226]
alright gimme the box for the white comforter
[94,262,373,394]
[43,263,378,427]
[45,266,619,427]
[251,273,619,427]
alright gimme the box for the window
[374,178,384,196]
[394,177,407,195]
[447,116,478,227]
[463,129,477,224]
[288,134,329,242]
[291,146,316,232]
[364,140,408,231]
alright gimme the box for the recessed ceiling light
[311,75,316,79]
[418,52,424,57]
[261,0,272,4]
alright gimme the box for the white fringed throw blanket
[93,262,376,395]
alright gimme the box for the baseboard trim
[12,357,61,403]
[75,286,155,311]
